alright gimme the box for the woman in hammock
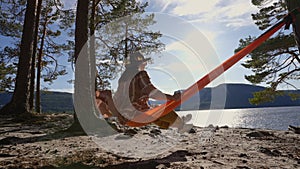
[113,52,192,132]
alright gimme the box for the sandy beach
[0,114,299,169]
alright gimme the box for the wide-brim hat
[127,52,151,65]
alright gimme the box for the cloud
[133,0,261,89]
[172,0,219,16]
[142,0,258,28]
[154,29,221,80]
[60,0,76,9]
[197,29,219,45]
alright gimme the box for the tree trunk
[66,0,89,133]
[29,0,43,111]
[36,13,48,114]
[0,0,37,115]
[286,0,300,52]
[74,0,89,63]
[91,0,96,90]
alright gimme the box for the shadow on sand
[43,150,190,169]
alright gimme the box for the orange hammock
[125,10,297,127]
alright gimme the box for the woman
[113,52,192,132]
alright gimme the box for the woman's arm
[139,71,181,101]
[149,89,181,101]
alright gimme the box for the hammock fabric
[124,9,299,127]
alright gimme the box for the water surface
[178,106,300,130]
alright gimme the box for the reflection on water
[178,106,300,130]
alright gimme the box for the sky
[136,0,262,94]
[44,0,290,93]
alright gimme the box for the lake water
[178,106,300,131]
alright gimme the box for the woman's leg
[153,111,182,129]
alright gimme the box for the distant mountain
[1,83,299,113]
[175,83,300,110]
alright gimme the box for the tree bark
[36,17,47,114]
[66,0,89,133]
[0,0,37,115]
[286,0,300,52]
[74,0,89,63]
[90,0,97,90]
[29,0,43,111]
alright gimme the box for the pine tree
[66,0,89,134]
[34,0,74,113]
[0,0,75,113]
[68,0,165,133]
[0,0,26,92]
[0,0,37,115]
[93,0,164,90]
[236,0,300,104]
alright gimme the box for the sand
[0,114,299,169]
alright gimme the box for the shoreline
[0,114,299,169]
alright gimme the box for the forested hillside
[2,83,298,113]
